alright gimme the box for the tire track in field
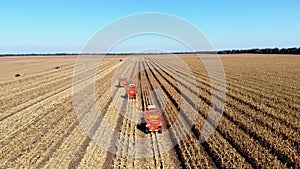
[149,59,276,168]
[36,61,122,168]
[149,58,294,168]
[41,80,114,168]
[35,69,116,168]
[0,61,118,122]
[144,58,204,168]
[0,62,74,88]
[170,61,300,145]
[1,69,103,168]
[144,59,219,168]
[105,57,141,169]
[111,57,174,169]
[0,67,97,136]
[0,61,95,116]
[1,61,121,168]
[181,56,300,97]
[160,57,300,117]
[141,63,168,168]
[139,59,164,169]
[227,68,300,94]
[0,61,112,113]
[188,62,300,116]
[0,63,75,97]
[157,57,300,120]
[167,60,300,148]
[110,57,170,169]
[153,58,300,144]
[111,61,137,168]
[66,57,133,168]
[0,59,109,101]
[67,81,123,168]
[149,67,256,168]
[8,62,120,168]
[111,98,135,168]
[0,91,71,146]
[1,104,75,168]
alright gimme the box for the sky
[0,0,299,54]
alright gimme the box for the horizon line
[0,46,299,56]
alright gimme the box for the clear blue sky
[0,1,299,54]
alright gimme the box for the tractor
[142,105,163,133]
[125,84,137,99]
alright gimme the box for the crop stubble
[0,54,299,168]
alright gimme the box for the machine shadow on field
[115,84,123,88]
[120,95,128,99]
[136,123,147,134]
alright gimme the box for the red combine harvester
[143,105,163,133]
[125,84,137,99]
[117,77,127,87]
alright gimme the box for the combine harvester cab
[117,77,127,87]
[143,105,163,133]
[125,84,137,99]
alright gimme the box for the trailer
[117,77,127,87]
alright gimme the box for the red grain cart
[143,105,162,133]
[117,77,127,87]
[125,84,137,99]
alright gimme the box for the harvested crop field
[0,54,299,168]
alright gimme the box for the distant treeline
[217,47,300,54]
[1,47,300,56]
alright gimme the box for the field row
[1,55,299,168]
